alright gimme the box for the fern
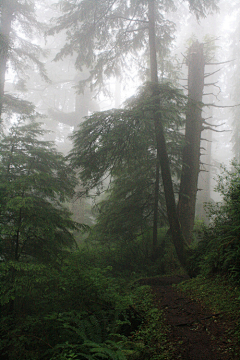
[49,339,127,360]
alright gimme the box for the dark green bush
[0,252,168,360]
[87,227,181,277]
[188,162,240,280]
[0,257,129,359]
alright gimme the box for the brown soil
[139,276,239,360]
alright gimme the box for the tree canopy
[0,0,49,121]
[68,82,186,249]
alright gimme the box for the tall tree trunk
[178,41,205,243]
[0,0,14,121]
[152,159,160,255]
[148,0,186,268]
[196,115,212,224]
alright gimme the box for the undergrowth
[0,255,170,360]
[124,286,171,360]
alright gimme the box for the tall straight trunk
[0,0,14,121]
[196,121,212,224]
[148,0,186,267]
[178,41,205,244]
[152,160,160,255]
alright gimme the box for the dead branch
[204,82,218,86]
[204,67,222,78]
[203,92,217,97]
[202,120,226,127]
[203,126,230,133]
[199,169,209,173]
[180,84,188,91]
[204,83,221,94]
[202,116,212,121]
[204,103,240,108]
[201,137,213,142]
[205,59,235,66]
[181,52,188,62]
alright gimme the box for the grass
[177,275,240,314]
[124,285,172,360]
[177,275,240,356]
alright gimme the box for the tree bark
[152,160,160,255]
[148,0,186,268]
[0,0,14,121]
[178,41,205,244]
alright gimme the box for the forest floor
[139,276,240,360]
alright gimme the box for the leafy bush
[0,251,169,360]
[0,256,126,359]
[188,162,240,279]
[0,249,172,360]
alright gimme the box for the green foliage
[86,227,182,278]
[230,10,240,161]
[49,340,128,360]
[0,251,170,360]
[187,162,240,279]
[50,0,219,92]
[125,286,171,360]
[1,0,48,79]
[50,0,177,92]
[0,256,126,359]
[186,0,219,19]
[69,83,186,250]
[69,82,186,186]
[94,168,159,244]
[0,0,49,121]
[0,119,81,263]
[178,275,240,357]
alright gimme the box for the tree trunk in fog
[49,73,99,130]
[0,0,14,121]
[196,123,212,224]
[178,41,205,244]
[148,0,186,268]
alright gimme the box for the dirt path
[139,276,238,360]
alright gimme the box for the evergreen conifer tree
[0,0,49,122]
[51,0,219,267]
[0,119,80,263]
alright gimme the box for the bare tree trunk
[0,0,14,121]
[148,0,186,268]
[196,125,212,224]
[178,41,205,243]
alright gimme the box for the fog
[1,0,239,223]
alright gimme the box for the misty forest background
[1,0,240,359]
